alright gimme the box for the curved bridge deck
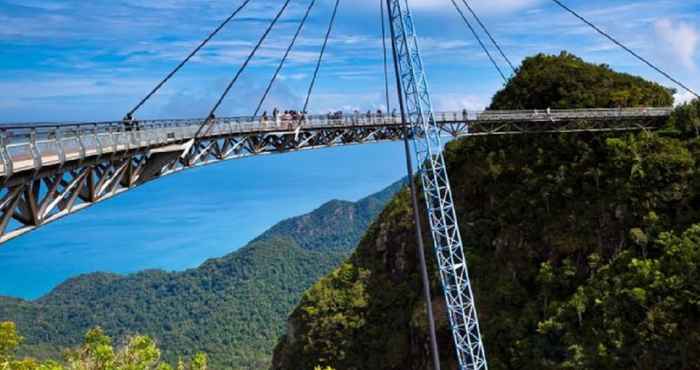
[0,107,672,243]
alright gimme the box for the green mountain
[0,179,405,369]
[272,54,700,369]
[490,51,673,109]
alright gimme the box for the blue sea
[0,142,407,299]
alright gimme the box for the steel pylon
[385,0,488,369]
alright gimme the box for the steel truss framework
[387,0,488,368]
[0,110,669,245]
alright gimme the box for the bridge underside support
[0,112,669,245]
[0,125,408,244]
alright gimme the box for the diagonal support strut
[385,0,489,369]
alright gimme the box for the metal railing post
[77,126,87,160]
[0,131,12,178]
[29,128,42,170]
[56,126,66,166]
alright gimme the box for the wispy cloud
[655,18,699,70]
[0,0,697,123]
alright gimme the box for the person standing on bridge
[261,111,269,128]
[272,108,279,127]
[282,111,290,129]
[275,112,280,128]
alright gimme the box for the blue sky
[0,0,699,299]
[0,0,698,123]
[0,142,408,299]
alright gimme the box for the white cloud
[432,93,489,111]
[674,90,697,106]
[403,0,540,15]
[352,0,541,16]
[655,18,699,70]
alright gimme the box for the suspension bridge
[0,107,672,244]
[1,0,697,369]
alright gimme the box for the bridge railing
[0,114,403,175]
[0,107,673,177]
[469,107,673,121]
[0,123,198,175]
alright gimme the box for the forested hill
[272,53,700,369]
[490,52,673,109]
[0,179,405,369]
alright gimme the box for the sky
[0,0,699,299]
[0,0,698,123]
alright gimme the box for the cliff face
[272,131,700,370]
[272,52,700,370]
[272,186,454,370]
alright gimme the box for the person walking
[261,111,269,128]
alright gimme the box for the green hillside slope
[490,52,673,109]
[272,54,700,369]
[0,179,405,369]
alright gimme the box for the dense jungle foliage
[0,322,207,370]
[490,52,674,109]
[0,180,404,369]
[272,54,700,369]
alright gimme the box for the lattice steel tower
[385,0,488,369]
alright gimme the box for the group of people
[328,109,399,122]
[259,108,305,129]
[256,107,402,129]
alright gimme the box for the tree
[490,52,673,110]
[1,322,22,362]
[0,323,208,370]
[668,99,700,137]
[539,224,700,369]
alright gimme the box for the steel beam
[386,0,488,368]
[0,109,670,245]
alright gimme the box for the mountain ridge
[0,178,406,369]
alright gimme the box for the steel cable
[300,0,341,117]
[126,0,254,120]
[551,0,699,99]
[381,0,391,111]
[254,0,318,118]
[460,0,516,73]
[196,0,293,138]
[449,0,508,82]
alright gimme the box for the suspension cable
[449,0,508,82]
[551,0,700,99]
[381,0,391,112]
[254,0,317,118]
[125,0,254,120]
[461,0,515,73]
[300,0,341,116]
[196,0,292,138]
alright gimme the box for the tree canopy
[0,323,207,370]
[0,181,404,369]
[272,51,700,369]
[490,52,674,110]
